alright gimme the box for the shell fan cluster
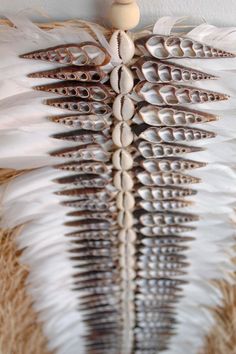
[1,16,236,354]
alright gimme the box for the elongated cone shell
[20,42,111,66]
[29,65,108,82]
[136,34,235,59]
[133,57,216,83]
[135,81,229,105]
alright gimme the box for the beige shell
[112,149,134,170]
[133,57,216,83]
[110,65,134,94]
[137,105,217,126]
[114,171,134,191]
[46,98,111,115]
[135,81,229,105]
[136,35,235,59]
[113,94,135,121]
[112,122,134,147]
[20,42,111,66]
[28,65,108,82]
[110,30,135,64]
[119,229,137,243]
[117,210,134,228]
[117,191,135,210]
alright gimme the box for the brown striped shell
[135,81,229,105]
[20,42,111,66]
[137,171,200,186]
[141,158,206,172]
[139,126,215,143]
[35,82,115,101]
[49,114,112,130]
[137,141,203,158]
[46,98,111,115]
[136,35,235,59]
[29,65,108,82]
[136,105,217,126]
[133,57,216,83]
[138,186,197,201]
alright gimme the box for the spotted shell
[133,57,216,83]
[136,105,217,126]
[20,42,111,66]
[136,35,235,59]
[46,98,111,115]
[135,81,229,105]
[35,82,115,101]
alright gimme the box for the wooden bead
[109,1,140,30]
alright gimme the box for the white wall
[0,0,235,28]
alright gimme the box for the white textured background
[0,0,235,28]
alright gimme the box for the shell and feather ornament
[1,1,236,354]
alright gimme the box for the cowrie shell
[114,171,134,191]
[109,30,135,64]
[118,210,134,228]
[117,191,135,210]
[112,149,133,170]
[119,243,136,257]
[118,229,137,243]
[121,268,136,280]
[110,65,134,94]
[113,94,135,121]
[112,122,133,147]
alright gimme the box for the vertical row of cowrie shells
[110,30,136,354]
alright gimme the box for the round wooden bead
[110,1,140,30]
[113,94,135,121]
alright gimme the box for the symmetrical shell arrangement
[17,24,235,354]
